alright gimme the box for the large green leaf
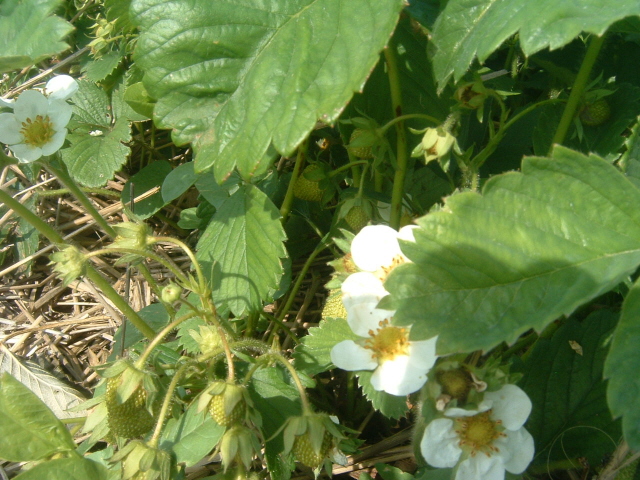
[13,456,108,480]
[62,81,131,187]
[197,184,287,316]
[0,373,75,462]
[520,311,620,466]
[131,0,404,181]
[160,401,225,467]
[430,0,640,87]
[604,278,640,450]
[0,0,73,74]
[385,146,640,354]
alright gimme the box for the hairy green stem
[149,363,188,447]
[86,248,190,286]
[268,232,331,343]
[153,236,206,293]
[549,34,605,153]
[271,351,312,414]
[384,43,407,230]
[45,161,117,238]
[135,311,199,369]
[379,113,440,134]
[280,138,308,225]
[0,188,156,339]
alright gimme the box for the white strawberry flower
[0,75,77,163]
[331,223,437,396]
[420,384,535,480]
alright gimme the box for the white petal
[13,90,48,122]
[9,143,43,163]
[371,355,428,395]
[41,129,67,155]
[445,406,483,418]
[497,427,534,474]
[420,418,461,468]
[456,454,504,480]
[0,113,23,144]
[351,225,402,272]
[45,75,78,101]
[0,96,15,108]
[407,337,438,370]
[330,340,377,371]
[342,272,392,337]
[485,384,532,430]
[397,225,418,243]
[47,100,72,128]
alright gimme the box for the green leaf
[358,371,408,419]
[123,82,155,120]
[0,373,75,461]
[620,118,640,189]
[13,456,108,480]
[519,311,620,466]
[162,162,198,203]
[431,0,640,87]
[160,401,225,467]
[62,81,132,187]
[131,0,404,181]
[122,160,172,219]
[0,0,73,74]
[386,146,640,354]
[113,303,171,351]
[605,277,640,450]
[293,318,358,377]
[197,184,287,316]
[248,365,302,452]
[14,195,39,275]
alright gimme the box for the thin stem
[270,351,312,414]
[384,42,407,230]
[134,311,199,369]
[280,138,309,225]
[268,232,331,343]
[201,294,235,381]
[327,160,369,178]
[379,113,440,134]
[148,363,188,447]
[0,188,155,339]
[470,98,565,170]
[152,236,205,292]
[45,161,117,238]
[549,34,605,153]
[85,248,190,286]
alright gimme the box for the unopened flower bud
[112,222,155,250]
[455,80,488,109]
[50,245,87,286]
[161,283,181,303]
[420,127,456,164]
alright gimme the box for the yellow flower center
[454,410,505,456]
[20,115,55,147]
[365,319,410,362]
[376,254,406,281]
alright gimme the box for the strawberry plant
[1,1,640,480]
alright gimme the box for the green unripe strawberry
[344,205,370,232]
[348,128,373,159]
[322,290,347,319]
[292,431,332,469]
[579,98,611,126]
[293,165,324,202]
[209,392,246,426]
[106,377,155,439]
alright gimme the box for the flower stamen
[454,409,506,457]
[20,115,55,148]
[364,319,410,362]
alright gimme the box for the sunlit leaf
[431,0,640,87]
[386,146,640,354]
[131,0,404,181]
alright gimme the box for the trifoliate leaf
[431,0,640,87]
[131,0,404,181]
[197,184,287,316]
[386,146,640,354]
